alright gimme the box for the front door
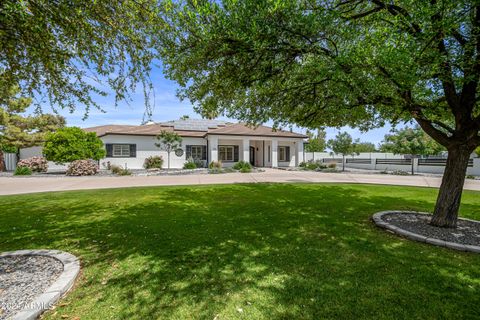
[249,146,255,166]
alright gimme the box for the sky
[28,63,396,147]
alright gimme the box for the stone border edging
[0,249,80,320]
[372,211,480,253]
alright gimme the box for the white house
[21,119,307,170]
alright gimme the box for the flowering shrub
[66,160,99,176]
[144,156,164,169]
[17,156,48,172]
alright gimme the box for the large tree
[380,126,445,156]
[0,0,160,118]
[0,85,65,170]
[158,0,480,227]
[352,139,377,154]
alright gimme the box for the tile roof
[83,120,307,139]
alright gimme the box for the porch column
[296,140,304,166]
[271,139,278,168]
[242,138,250,163]
[209,136,218,163]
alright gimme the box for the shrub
[17,156,48,172]
[209,160,222,169]
[144,156,164,169]
[43,127,105,163]
[299,161,307,168]
[110,164,131,175]
[304,160,326,170]
[466,174,476,180]
[327,162,337,169]
[183,157,197,169]
[117,168,132,175]
[14,166,32,176]
[239,166,252,173]
[110,164,123,174]
[66,160,99,176]
[233,160,252,171]
[193,158,204,168]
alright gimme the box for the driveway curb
[0,249,80,320]
[372,211,480,253]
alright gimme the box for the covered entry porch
[207,135,304,168]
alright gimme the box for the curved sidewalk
[1,169,480,196]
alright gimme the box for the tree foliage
[305,128,327,152]
[0,1,160,116]
[159,0,480,227]
[352,139,377,153]
[380,126,445,156]
[0,85,65,150]
[43,127,105,164]
[328,132,353,156]
[155,130,182,169]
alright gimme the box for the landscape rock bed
[0,250,80,320]
[373,211,480,252]
[0,255,62,319]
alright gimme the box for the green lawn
[1,184,479,319]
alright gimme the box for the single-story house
[21,119,307,169]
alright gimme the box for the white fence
[3,153,17,171]
[303,152,480,176]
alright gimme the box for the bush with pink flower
[66,160,99,176]
[17,156,48,173]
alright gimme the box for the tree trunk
[342,155,345,171]
[167,153,170,170]
[0,151,5,172]
[430,145,473,228]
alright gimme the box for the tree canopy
[380,126,445,156]
[0,1,160,117]
[43,127,105,163]
[352,139,377,154]
[159,0,480,227]
[0,84,65,170]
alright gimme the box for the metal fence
[3,152,17,171]
[418,158,474,167]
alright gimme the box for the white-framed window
[113,144,130,157]
[278,146,288,162]
[219,146,234,162]
[191,145,203,160]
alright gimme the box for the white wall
[102,135,207,169]
[20,146,68,171]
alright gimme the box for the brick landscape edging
[0,249,80,320]
[372,211,480,253]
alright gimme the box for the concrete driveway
[1,168,480,196]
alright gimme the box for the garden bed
[373,211,480,252]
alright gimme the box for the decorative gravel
[0,255,63,320]
[381,212,480,246]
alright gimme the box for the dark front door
[249,146,255,166]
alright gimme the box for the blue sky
[29,63,395,146]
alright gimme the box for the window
[219,146,234,162]
[113,144,130,157]
[191,146,203,160]
[278,146,290,162]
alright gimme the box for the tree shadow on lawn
[0,184,479,319]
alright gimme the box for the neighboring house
[21,119,307,169]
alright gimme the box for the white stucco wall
[101,135,207,169]
[20,146,68,171]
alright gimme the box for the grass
[0,183,479,319]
